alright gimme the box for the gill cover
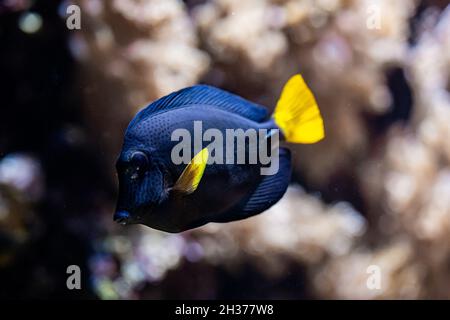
[273,74,325,143]
[173,147,209,194]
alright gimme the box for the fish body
[115,75,324,232]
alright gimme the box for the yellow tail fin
[273,74,325,144]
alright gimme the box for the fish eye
[130,151,149,171]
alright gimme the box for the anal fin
[212,148,291,223]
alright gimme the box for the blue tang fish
[114,75,324,232]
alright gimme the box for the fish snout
[114,210,131,225]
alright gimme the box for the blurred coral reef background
[1,0,449,299]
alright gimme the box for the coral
[91,187,366,299]
[357,6,450,298]
[69,0,450,300]
[193,0,418,188]
[3,0,450,300]
[0,154,42,267]
[84,0,450,299]
[313,240,424,299]
[70,0,210,161]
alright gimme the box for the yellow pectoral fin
[173,147,209,194]
[273,74,325,144]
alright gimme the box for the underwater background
[0,0,449,299]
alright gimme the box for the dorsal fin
[129,85,268,129]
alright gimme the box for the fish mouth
[114,210,131,225]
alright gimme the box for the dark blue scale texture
[115,85,291,232]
